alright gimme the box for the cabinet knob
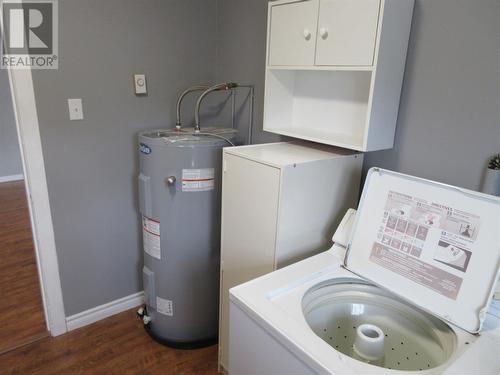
[303,29,312,41]
[319,27,329,40]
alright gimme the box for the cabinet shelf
[268,65,374,72]
[267,127,365,151]
[264,69,371,151]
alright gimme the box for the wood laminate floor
[0,309,219,374]
[0,181,48,354]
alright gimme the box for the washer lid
[345,168,500,333]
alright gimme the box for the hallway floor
[0,308,219,374]
[0,180,48,354]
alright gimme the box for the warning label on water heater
[143,216,161,260]
[182,168,215,192]
[156,297,173,316]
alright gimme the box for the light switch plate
[68,98,84,120]
[134,74,147,95]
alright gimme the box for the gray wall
[216,0,500,191]
[32,0,217,315]
[0,64,23,178]
[215,0,283,145]
[364,0,500,191]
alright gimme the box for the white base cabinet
[218,142,363,371]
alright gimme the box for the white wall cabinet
[269,0,381,67]
[264,0,415,151]
[218,142,363,372]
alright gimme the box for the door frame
[2,31,67,335]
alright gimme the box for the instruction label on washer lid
[347,169,500,333]
[156,297,173,316]
[142,216,160,260]
[369,190,482,300]
[182,168,215,192]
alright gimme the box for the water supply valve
[138,305,151,326]
[137,307,145,318]
[165,176,176,186]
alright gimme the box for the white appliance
[219,142,363,371]
[229,168,500,374]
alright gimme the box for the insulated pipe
[194,82,238,132]
[175,85,210,130]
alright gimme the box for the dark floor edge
[144,325,218,350]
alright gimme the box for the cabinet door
[219,154,280,370]
[315,0,380,66]
[268,0,319,66]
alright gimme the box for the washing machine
[228,168,500,374]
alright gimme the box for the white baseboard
[0,174,24,183]
[66,291,144,331]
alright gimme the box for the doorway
[0,67,48,353]
[0,181,48,353]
